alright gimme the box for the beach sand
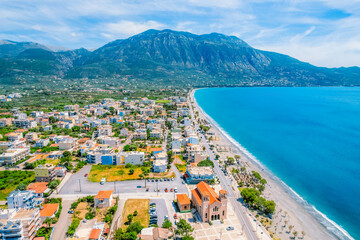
[190,89,341,240]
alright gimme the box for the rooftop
[94,190,113,199]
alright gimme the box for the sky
[0,0,359,68]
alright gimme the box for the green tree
[63,151,71,157]
[197,159,214,167]
[133,210,138,216]
[127,214,133,224]
[16,183,27,191]
[43,217,53,227]
[129,169,134,175]
[49,116,56,124]
[175,219,194,237]
[162,219,172,229]
[126,221,143,233]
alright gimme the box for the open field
[0,170,35,200]
[121,199,149,230]
[155,100,171,104]
[88,165,175,182]
[88,165,151,182]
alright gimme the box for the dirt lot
[121,199,150,230]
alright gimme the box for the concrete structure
[191,181,228,222]
[0,208,41,240]
[94,191,113,208]
[184,165,215,184]
[7,191,36,210]
[34,164,56,182]
[0,148,29,166]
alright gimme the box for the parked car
[164,215,169,220]
[171,178,174,181]
[170,188,174,192]
[146,188,149,192]
[174,213,178,219]
[226,226,235,231]
[150,203,156,206]
[84,174,88,177]
[165,188,168,192]
[137,185,142,188]
[174,187,178,193]
[68,210,74,214]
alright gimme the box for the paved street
[52,199,73,240]
[189,94,259,240]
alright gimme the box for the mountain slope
[0,29,359,87]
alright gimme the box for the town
[0,91,278,240]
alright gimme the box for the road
[189,94,259,240]
[52,199,73,240]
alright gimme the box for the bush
[85,211,95,220]
[66,218,80,236]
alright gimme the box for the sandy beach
[189,89,347,240]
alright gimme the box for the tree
[197,159,214,168]
[162,219,172,229]
[227,157,235,165]
[133,210,138,216]
[129,169,134,175]
[293,230,298,239]
[127,221,143,233]
[301,231,306,239]
[43,217,53,227]
[175,219,194,237]
[63,151,71,157]
[118,170,125,176]
[263,200,276,215]
[48,179,60,189]
[16,183,27,191]
[288,225,294,233]
[127,214,133,224]
[260,178,267,185]
[49,116,56,124]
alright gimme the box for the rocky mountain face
[0,29,359,87]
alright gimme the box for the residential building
[25,132,38,142]
[97,136,119,148]
[94,191,113,208]
[26,182,50,198]
[0,118,12,127]
[140,227,173,240]
[0,148,29,165]
[39,203,59,222]
[34,164,56,182]
[54,166,67,177]
[0,208,41,240]
[7,132,23,142]
[184,165,215,184]
[115,152,145,166]
[35,138,49,148]
[7,190,36,210]
[176,194,191,213]
[191,181,228,222]
[58,138,76,150]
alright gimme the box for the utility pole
[114,181,116,194]
[156,182,159,196]
[78,179,81,192]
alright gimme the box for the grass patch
[121,199,149,230]
[155,100,171,104]
[0,170,35,200]
[176,164,187,173]
[88,165,151,182]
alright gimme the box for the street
[51,199,73,240]
[189,94,259,240]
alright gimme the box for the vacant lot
[0,170,35,200]
[88,165,150,182]
[121,199,149,230]
[175,164,187,173]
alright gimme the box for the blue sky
[0,0,359,67]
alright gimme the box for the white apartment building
[0,148,30,165]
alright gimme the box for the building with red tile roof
[191,181,228,222]
[94,190,113,208]
[176,194,191,213]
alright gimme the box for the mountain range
[1,29,360,88]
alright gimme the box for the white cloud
[103,20,166,38]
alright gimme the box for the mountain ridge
[0,29,359,87]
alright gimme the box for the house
[54,166,67,177]
[58,138,76,150]
[7,190,36,210]
[34,164,56,182]
[26,182,50,198]
[140,227,173,240]
[191,181,228,222]
[151,147,163,156]
[39,203,59,222]
[7,132,23,142]
[25,132,38,142]
[120,128,129,137]
[0,208,41,240]
[184,165,215,184]
[176,194,191,213]
[94,191,113,208]
[89,229,102,240]
[35,138,49,148]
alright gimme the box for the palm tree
[288,225,294,234]
[293,230,298,239]
[301,231,306,239]
[43,217,53,227]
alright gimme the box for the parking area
[149,199,169,227]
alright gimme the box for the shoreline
[190,89,353,240]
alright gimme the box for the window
[205,213,207,218]
[223,211,225,216]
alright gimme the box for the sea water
[195,87,360,239]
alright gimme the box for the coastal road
[189,93,259,240]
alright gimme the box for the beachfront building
[184,165,215,184]
[191,181,228,222]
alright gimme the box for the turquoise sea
[195,87,360,240]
